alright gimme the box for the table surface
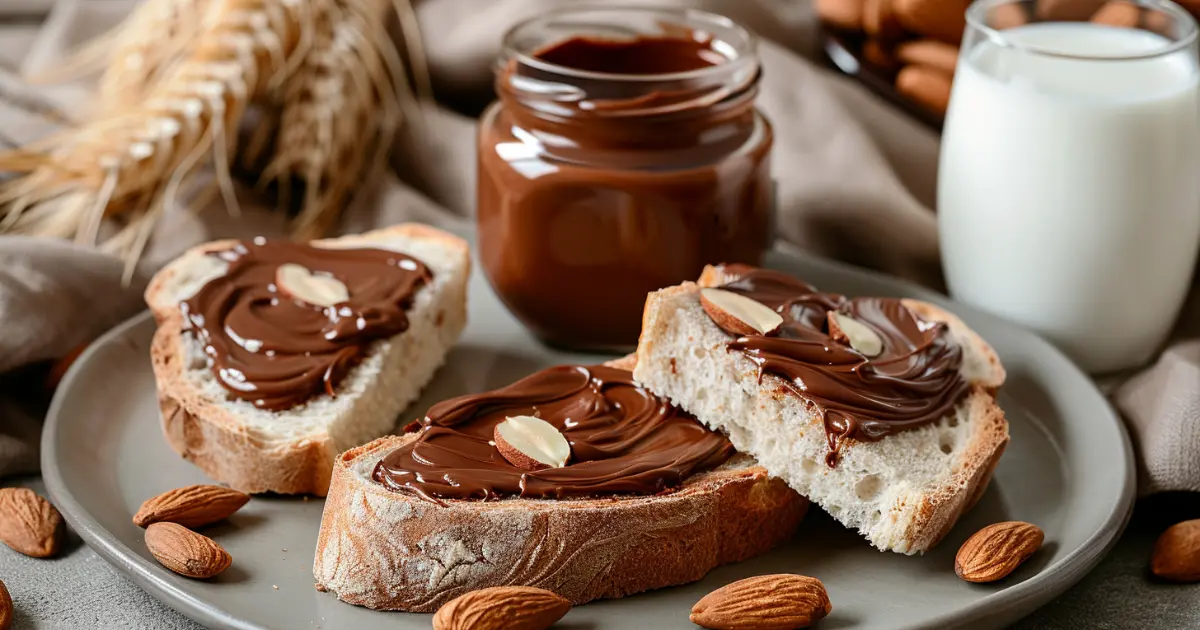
[3,477,1197,630]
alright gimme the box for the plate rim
[42,245,1137,630]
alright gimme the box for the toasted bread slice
[633,265,1008,554]
[312,356,807,612]
[145,224,469,496]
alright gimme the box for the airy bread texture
[633,265,1008,555]
[145,224,469,496]
[312,359,808,612]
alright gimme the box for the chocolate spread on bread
[181,239,432,411]
[372,365,735,503]
[477,27,773,350]
[708,265,969,466]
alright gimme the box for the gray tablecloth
[1,2,1199,628]
[3,475,1198,629]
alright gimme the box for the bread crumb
[273,585,279,590]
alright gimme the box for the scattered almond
[145,522,232,579]
[133,485,250,529]
[0,487,63,558]
[432,586,571,630]
[0,578,11,630]
[828,311,885,357]
[275,263,349,307]
[494,416,571,471]
[700,288,783,337]
[896,65,953,115]
[1151,519,1200,582]
[956,521,1044,583]
[690,574,832,630]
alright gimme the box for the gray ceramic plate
[42,243,1134,630]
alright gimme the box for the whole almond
[133,485,250,529]
[864,0,906,42]
[145,522,232,579]
[956,521,1044,583]
[896,65,953,116]
[1090,0,1141,26]
[0,578,12,630]
[433,586,570,630]
[1151,519,1200,582]
[0,487,63,558]
[691,574,832,630]
[817,0,867,30]
[895,40,959,76]
[893,0,970,44]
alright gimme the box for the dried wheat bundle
[262,0,413,240]
[1,0,420,267]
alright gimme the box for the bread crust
[313,435,807,611]
[146,224,469,496]
[637,266,1010,554]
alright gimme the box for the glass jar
[478,7,773,351]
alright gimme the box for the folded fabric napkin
[0,0,1195,494]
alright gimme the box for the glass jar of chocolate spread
[478,7,773,351]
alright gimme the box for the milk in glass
[939,20,1200,373]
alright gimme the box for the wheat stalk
[0,0,316,267]
[262,0,414,240]
[2,0,423,269]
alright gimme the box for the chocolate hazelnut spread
[371,364,735,503]
[181,239,432,411]
[478,9,773,351]
[709,265,969,466]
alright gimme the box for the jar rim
[500,6,759,82]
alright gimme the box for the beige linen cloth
[0,0,1196,493]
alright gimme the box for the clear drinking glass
[938,0,1200,373]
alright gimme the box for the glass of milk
[939,0,1200,373]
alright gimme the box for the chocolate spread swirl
[712,265,968,466]
[372,365,735,503]
[181,239,432,411]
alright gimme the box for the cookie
[895,40,959,75]
[893,0,970,44]
[896,65,953,115]
[1036,0,1101,21]
[818,0,868,31]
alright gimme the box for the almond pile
[432,586,571,630]
[816,0,1196,116]
[134,484,249,579]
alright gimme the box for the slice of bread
[312,357,807,612]
[145,224,469,496]
[633,265,1008,555]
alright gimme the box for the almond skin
[691,574,832,630]
[433,586,570,630]
[133,485,250,529]
[956,521,1044,583]
[0,578,12,630]
[1151,519,1200,582]
[145,522,232,579]
[0,487,63,558]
